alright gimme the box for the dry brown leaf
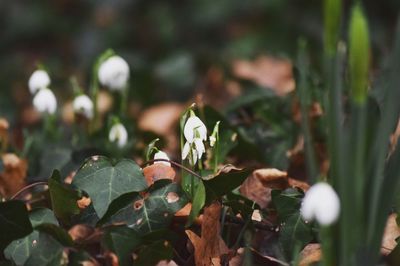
[0,118,9,151]
[186,202,230,266]
[381,214,400,255]
[175,203,192,217]
[77,196,91,209]
[232,56,295,96]
[0,153,27,198]
[299,244,322,266]
[143,164,176,187]
[97,90,114,115]
[68,224,94,242]
[240,168,309,209]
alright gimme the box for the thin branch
[142,159,202,179]
[10,181,48,200]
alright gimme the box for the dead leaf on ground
[299,244,321,266]
[240,168,309,209]
[68,224,95,242]
[186,202,230,266]
[143,164,176,186]
[381,214,400,255]
[0,153,27,198]
[232,56,295,96]
[175,203,192,217]
[77,196,92,209]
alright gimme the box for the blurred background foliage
[1,0,399,119]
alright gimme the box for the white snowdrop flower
[109,123,128,148]
[183,116,207,143]
[182,141,197,166]
[33,88,57,114]
[194,138,205,160]
[73,94,94,119]
[98,55,130,91]
[300,182,340,226]
[209,136,216,147]
[154,151,171,166]
[28,70,51,94]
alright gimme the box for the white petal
[194,138,205,160]
[183,116,207,143]
[28,70,50,94]
[33,88,57,114]
[98,56,130,91]
[73,94,94,119]
[300,182,340,226]
[182,142,190,160]
[189,149,198,166]
[154,151,171,166]
[109,123,128,148]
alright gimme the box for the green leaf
[279,213,313,261]
[105,181,188,234]
[35,223,74,247]
[187,179,206,226]
[224,192,258,219]
[0,200,32,250]
[48,170,81,225]
[97,191,139,226]
[133,240,174,266]
[4,208,58,265]
[72,156,148,218]
[102,226,142,266]
[204,167,252,200]
[24,233,63,266]
[271,188,304,222]
[145,138,160,161]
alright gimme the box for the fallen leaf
[186,202,230,266]
[240,168,309,209]
[0,153,27,198]
[143,164,176,186]
[77,196,92,210]
[232,56,295,96]
[299,244,321,266]
[381,214,400,255]
[175,203,192,217]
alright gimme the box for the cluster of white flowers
[98,55,130,91]
[108,122,128,148]
[300,182,340,226]
[73,94,94,119]
[29,69,57,115]
[182,115,207,166]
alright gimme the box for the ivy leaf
[72,156,148,218]
[48,170,81,225]
[4,208,58,265]
[187,180,205,226]
[105,181,188,234]
[204,167,252,200]
[0,200,32,250]
[102,225,142,266]
[35,223,74,247]
[24,232,64,266]
[133,240,174,266]
[271,188,304,222]
[279,213,313,261]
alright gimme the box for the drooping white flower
[183,116,207,143]
[109,123,128,148]
[182,141,197,166]
[154,151,171,166]
[28,70,51,94]
[73,94,94,119]
[300,182,340,226]
[33,88,57,114]
[98,55,130,91]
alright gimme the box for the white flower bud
[183,116,207,143]
[109,123,128,148]
[33,88,57,114]
[73,94,94,119]
[28,70,51,94]
[154,151,171,166]
[98,56,130,91]
[300,182,340,226]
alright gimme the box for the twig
[141,159,202,179]
[10,181,48,200]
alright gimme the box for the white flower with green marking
[33,88,57,114]
[182,115,207,165]
[154,150,171,166]
[109,123,128,148]
[98,55,130,91]
[73,94,94,119]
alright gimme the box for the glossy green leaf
[72,156,148,218]
[4,208,58,265]
[48,170,81,225]
[24,233,63,266]
[133,240,174,266]
[35,223,74,247]
[105,181,188,234]
[271,188,304,222]
[0,200,32,250]
[187,179,206,226]
[102,225,142,266]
